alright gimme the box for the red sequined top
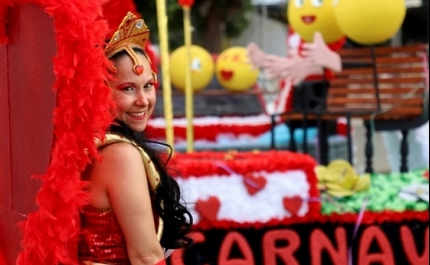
[78,206,130,265]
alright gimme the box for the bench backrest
[328,44,428,120]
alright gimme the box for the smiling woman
[77,12,194,265]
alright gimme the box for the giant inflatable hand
[247,32,340,85]
[247,42,307,83]
[262,54,294,80]
[246,0,346,114]
[247,42,268,69]
[263,50,322,85]
[247,44,301,83]
[302,32,342,73]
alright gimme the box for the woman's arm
[91,142,165,265]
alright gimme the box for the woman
[78,12,193,265]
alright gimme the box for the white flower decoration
[399,184,429,203]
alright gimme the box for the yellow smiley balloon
[215,47,259,92]
[170,45,214,92]
[334,0,406,45]
[287,0,344,43]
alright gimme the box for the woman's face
[109,53,156,132]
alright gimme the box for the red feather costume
[12,0,159,264]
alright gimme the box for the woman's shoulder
[97,140,142,165]
[96,133,137,149]
[103,138,138,151]
[93,133,160,190]
[89,141,146,187]
[93,133,140,165]
[96,133,139,154]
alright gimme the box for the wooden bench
[277,44,429,172]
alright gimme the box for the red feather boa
[0,0,13,44]
[3,0,114,264]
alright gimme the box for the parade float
[0,0,427,264]
[167,152,428,265]
[162,0,429,265]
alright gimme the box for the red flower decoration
[178,0,194,7]
[424,171,429,179]
[146,121,270,142]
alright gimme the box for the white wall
[405,0,423,8]
[229,12,289,58]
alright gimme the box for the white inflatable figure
[247,0,345,113]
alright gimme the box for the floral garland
[146,115,273,142]
[171,150,317,178]
[147,123,271,142]
[145,115,348,142]
[1,0,113,264]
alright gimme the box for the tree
[134,0,255,53]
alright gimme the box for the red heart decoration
[283,196,303,216]
[243,173,267,196]
[195,196,221,222]
[134,65,144,75]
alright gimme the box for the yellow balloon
[170,45,214,92]
[287,0,344,43]
[334,0,406,45]
[215,47,259,92]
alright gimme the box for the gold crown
[105,12,150,75]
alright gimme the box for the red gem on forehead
[134,65,144,75]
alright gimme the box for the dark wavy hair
[109,120,194,249]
